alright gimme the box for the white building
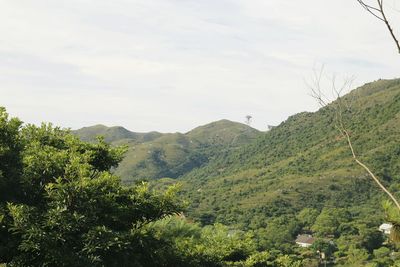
[379,223,393,235]
[295,234,315,248]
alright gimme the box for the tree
[309,69,400,235]
[311,208,350,237]
[152,217,260,266]
[0,108,184,266]
[345,245,369,266]
[311,239,337,258]
[356,0,400,53]
[0,107,23,203]
[372,246,392,266]
[355,1,400,241]
[245,115,253,126]
[297,208,319,231]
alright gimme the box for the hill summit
[178,78,400,226]
[74,119,261,182]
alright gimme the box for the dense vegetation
[0,108,302,266]
[74,120,260,183]
[0,109,183,266]
[2,78,400,266]
[179,79,400,223]
[177,79,400,265]
[77,78,400,266]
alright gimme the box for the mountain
[178,79,400,227]
[73,124,162,144]
[186,119,258,146]
[70,78,400,264]
[73,120,261,183]
[74,78,400,230]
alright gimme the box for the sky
[1,0,400,132]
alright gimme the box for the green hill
[74,124,162,143]
[177,79,400,228]
[187,119,259,146]
[42,78,400,265]
[74,78,400,231]
[74,120,261,183]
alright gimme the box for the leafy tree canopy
[0,108,183,266]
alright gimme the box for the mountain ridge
[73,119,261,183]
[177,78,400,227]
[73,78,400,230]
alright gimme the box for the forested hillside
[74,120,261,183]
[180,79,400,228]
[164,79,400,266]
[0,108,304,267]
[3,78,400,266]
[71,78,400,265]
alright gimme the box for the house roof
[295,234,315,244]
[379,223,393,230]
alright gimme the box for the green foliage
[244,251,276,267]
[254,215,301,252]
[0,108,300,267]
[0,107,23,203]
[198,224,255,263]
[311,208,351,237]
[345,245,370,266]
[2,78,400,266]
[360,229,385,253]
[74,124,163,144]
[311,239,337,257]
[74,120,261,182]
[373,246,391,258]
[243,252,303,267]
[297,208,319,230]
[0,109,185,266]
[180,79,400,234]
[274,255,303,267]
[383,200,400,242]
[150,217,303,267]
[161,218,256,265]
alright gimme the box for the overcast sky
[1,0,400,132]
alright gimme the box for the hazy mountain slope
[74,124,162,144]
[74,120,261,183]
[187,119,258,146]
[179,79,400,227]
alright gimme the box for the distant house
[295,234,315,248]
[379,223,393,235]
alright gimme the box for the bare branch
[357,0,400,53]
[308,68,400,212]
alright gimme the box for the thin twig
[308,69,400,212]
[357,0,400,53]
[378,0,400,53]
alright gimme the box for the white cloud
[0,0,399,132]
